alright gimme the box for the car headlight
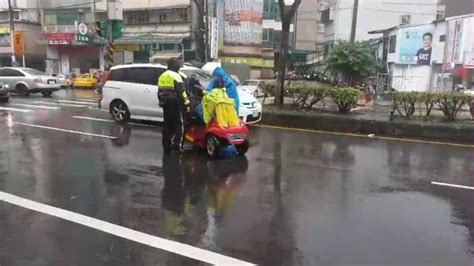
[2,84,8,90]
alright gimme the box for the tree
[325,42,376,85]
[274,0,302,106]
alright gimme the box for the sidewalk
[260,99,474,143]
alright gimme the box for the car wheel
[110,100,130,124]
[0,97,9,103]
[41,91,53,97]
[206,135,221,158]
[16,84,29,97]
[236,140,249,155]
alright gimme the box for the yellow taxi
[73,73,98,89]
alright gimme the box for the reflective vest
[158,70,189,106]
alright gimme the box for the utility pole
[204,0,210,61]
[106,0,114,69]
[350,0,359,43]
[8,0,17,66]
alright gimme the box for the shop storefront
[45,33,100,75]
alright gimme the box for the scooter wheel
[206,135,221,158]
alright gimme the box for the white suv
[101,63,262,124]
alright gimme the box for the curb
[261,110,474,144]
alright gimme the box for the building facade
[441,0,474,17]
[0,0,46,69]
[294,0,324,52]
[117,0,198,65]
[371,14,474,92]
[322,0,439,51]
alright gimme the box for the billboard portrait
[399,25,435,65]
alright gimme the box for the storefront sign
[76,22,91,43]
[46,33,74,45]
[398,24,435,65]
[0,27,10,34]
[115,44,140,52]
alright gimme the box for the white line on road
[11,103,61,110]
[55,100,97,105]
[0,191,254,265]
[13,122,117,139]
[34,101,88,108]
[73,116,155,127]
[431,181,474,190]
[77,98,100,103]
[0,107,33,113]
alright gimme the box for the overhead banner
[398,24,435,65]
[224,0,263,45]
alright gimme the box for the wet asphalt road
[0,90,473,265]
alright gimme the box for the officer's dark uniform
[158,59,190,152]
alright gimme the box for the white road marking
[13,122,117,139]
[55,100,97,105]
[0,107,33,113]
[0,191,254,265]
[73,116,155,127]
[11,103,61,110]
[34,101,88,108]
[431,181,474,190]
[77,98,100,103]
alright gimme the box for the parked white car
[239,79,264,98]
[101,63,262,124]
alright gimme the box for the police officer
[158,58,190,153]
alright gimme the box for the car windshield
[242,80,258,86]
[22,68,45,76]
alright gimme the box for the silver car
[0,67,61,97]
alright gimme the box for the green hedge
[391,91,472,121]
[259,82,363,113]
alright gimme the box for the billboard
[399,24,435,65]
[224,0,263,45]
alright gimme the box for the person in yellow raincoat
[200,78,240,128]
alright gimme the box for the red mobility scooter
[183,78,249,158]
[185,119,249,158]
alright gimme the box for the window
[317,23,325,33]
[162,43,176,50]
[159,13,167,22]
[129,68,162,85]
[178,9,188,22]
[262,29,273,42]
[436,10,445,20]
[389,35,397,53]
[439,35,446,42]
[125,10,150,25]
[263,0,273,13]
[400,15,411,26]
[111,68,126,81]
[0,11,20,22]
[2,69,24,77]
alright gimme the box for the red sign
[45,33,74,45]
